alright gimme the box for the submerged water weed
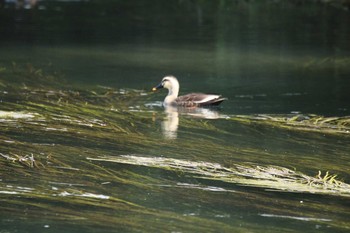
[88,155,350,197]
[1,64,349,174]
[230,114,350,135]
[0,152,44,168]
[1,64,350,232]
[315,171,342,187]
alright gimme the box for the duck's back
[175,93,226,107]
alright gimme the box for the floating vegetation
[0,152,44,168]
[88,155,350,197]
[230,114,350,135]
[258,213,332,223]
[1,64,350,232]
[0,110,38,119]
[301,56,350,70]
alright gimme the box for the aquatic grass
[2,64,349,139]
[0,152,44,168]
[2,150,348,232]
[88,155,350,197]
[0,152,241,232]
[1,92,348,177]
[301,56,350,70]
[1,65,350,231]
[229,114,350,135]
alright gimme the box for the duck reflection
[161,106,179,139]
[161,106,223,139]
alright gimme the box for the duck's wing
[175,93,226,107]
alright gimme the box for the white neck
[163,79,179,106]
[167,83,179,98]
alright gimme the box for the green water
[1,1,350,232]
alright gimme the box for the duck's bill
[152,83,163,91]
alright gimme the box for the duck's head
[152,76,179,92]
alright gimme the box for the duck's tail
[199,97,227,107]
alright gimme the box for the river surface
[0,1,350,233]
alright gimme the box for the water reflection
[4,0,38,10]
[161,106,224,139]
[161,106,179,139]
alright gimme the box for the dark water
[1,1,350,116]
[1,1,350,233]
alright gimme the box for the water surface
[1,1,350,232]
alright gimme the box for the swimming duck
[152,76,226,107]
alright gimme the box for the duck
[152,76,226,107]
